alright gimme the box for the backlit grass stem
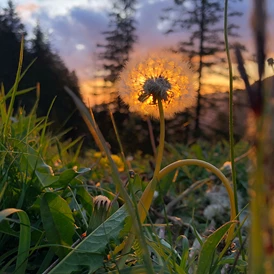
[224,0,238,221]
[224,0,245,261]
[66,87,154,272]
[118,99,166,269]
[3,38,24,139]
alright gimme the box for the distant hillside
[198,89,250,139]
[92,76,273,154]
[196,75,274,141]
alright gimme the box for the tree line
[96,0,244,144]
[0,0,88,141]
[0,0,245,153]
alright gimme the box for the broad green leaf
[76,186,93,217]
[40,193,75,258]
[48,205,128,274]
[196,221,236,274]
[47,168,90,188]
[0,208,30,274]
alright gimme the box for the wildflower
[93,151,124,172]
[87,195,111,234]
[93,195,111,211]
[118,51,196,119]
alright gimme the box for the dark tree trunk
[194,0,205,136]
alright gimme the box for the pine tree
[29,23,87,139]
[161,0,244,135]
[0,0,28,89]
[0,0,26,38]
[0,2,87,141]
[97,0,137,85]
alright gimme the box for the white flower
[118,51,196,119]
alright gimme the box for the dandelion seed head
[118,51,196,119]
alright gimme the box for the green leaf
[178,235,189,270]
[47,168,90,188]
[0,220,19,237]
[76,186,93,217]
[108,265,171,273]
[218,257,247,270]
[196,221,236,274]
[48,205,129,274]
[0,208,30,274]
[9,139,58,187]
[40,193,75,258]
[148,238,186,274]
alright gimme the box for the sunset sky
[1,0,274,105]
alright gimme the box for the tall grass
[1,1,269,272]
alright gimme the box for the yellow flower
[93,152,124,172]
[118,51,196,119]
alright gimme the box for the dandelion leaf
[48,205,129,274]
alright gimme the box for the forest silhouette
[0,0,257,154]
[0,1,88,142]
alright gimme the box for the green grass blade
[59,135,84,156]
[147,239,186,274]
[18,57,37,83]
[0,87,36,104]
[3,37,24,138]
[64,87,133,209]
[65,86,154,271]
[72,138,84,163]
[40,97,56,148]
[0,208,30,274]
[109,111,129,173]
[177,235,189,270]
[37,248,56,274]
[0,83,7,122]
[196,221,237,274]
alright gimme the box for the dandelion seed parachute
[118,51,196,119]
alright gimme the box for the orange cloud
[16,3,39,20]
[17,3,39,13]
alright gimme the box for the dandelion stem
[154,99,165,177]
[158,159,236,246]
[137,99,165,223]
